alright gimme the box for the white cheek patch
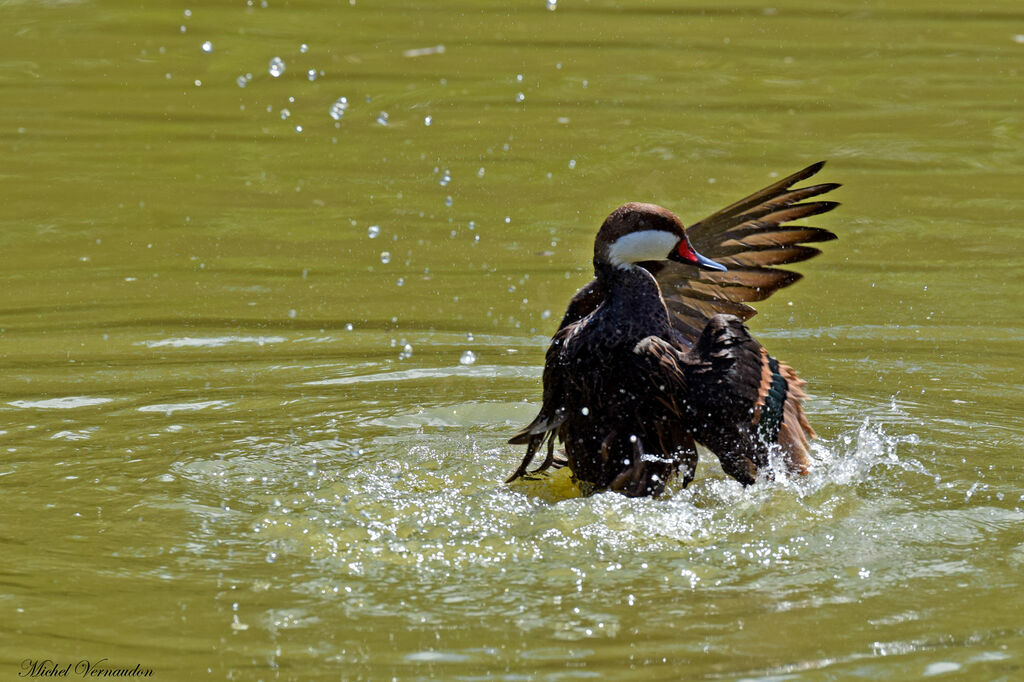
[607,230,679,268]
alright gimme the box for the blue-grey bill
[695,252,727,272]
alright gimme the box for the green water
[2,0,1022,679]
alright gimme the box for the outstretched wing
[685,314,816,485]
[648,161,840,344]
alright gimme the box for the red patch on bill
[677,240,698,263]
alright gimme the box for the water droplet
[424,115,432,126]
[367,225,380,239]
[403,343,413,355]
[459,350,476,365]
[568,159,577,169]
[345,323,354,331]
[504,216,511,224]
[380,251,391,264]
[294,125,303,133]
[515,92,525,103]
[236,74,250,88]
[280,108,291,120]
[201,41,213,53]
[477,167,485,178]
[546,0,557,9]
[307,69,317,81]
[268,56,285,77]
[439,170,451,186]
[184,9,192,17]
[288,309,297,319]
[581,407,589,415]
[329,97,349,120]
[300,43,309,53]
[516,73,524,82]
[445,196,453,207]
[376,111,389,125]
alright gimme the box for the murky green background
[2,0,1022,679]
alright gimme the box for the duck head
[595,202,726,272]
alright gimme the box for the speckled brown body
[553,264,696,496]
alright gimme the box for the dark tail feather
[506,431,562,483]
[506,432,545,483]
[507,406,567,482]
[508,407,566,445]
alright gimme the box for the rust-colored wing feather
[650,161,840,346]
[684,315,815,484]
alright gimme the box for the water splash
[183,413,925,576]
[166,387,1018,669]
[329,97,349,121]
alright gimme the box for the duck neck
[594,260,670,328]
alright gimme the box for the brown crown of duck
[509,161,840,497]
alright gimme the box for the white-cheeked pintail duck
[508,162,840,496]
